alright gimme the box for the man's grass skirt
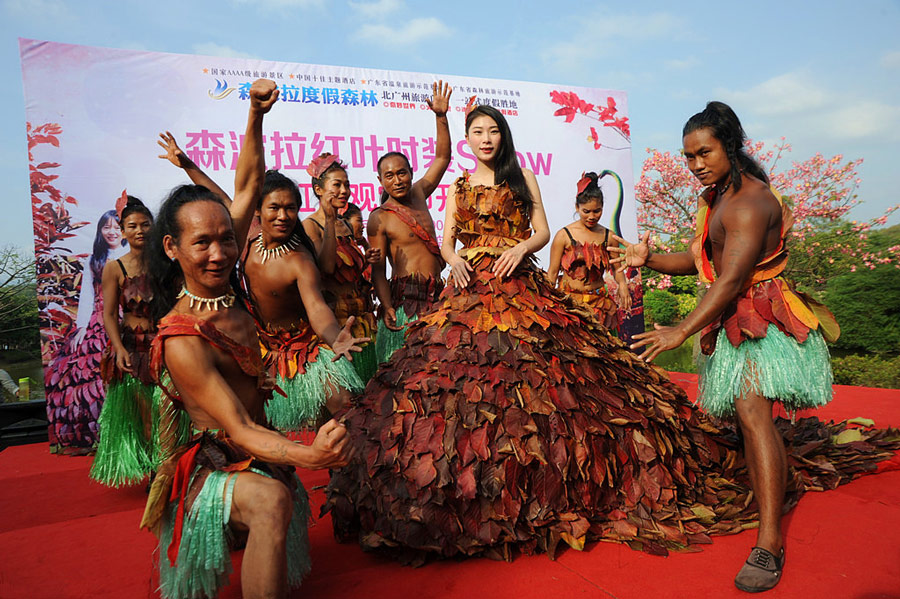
[698,324,833,418]
[265,348,363,430]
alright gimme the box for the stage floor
[1,375,898,599]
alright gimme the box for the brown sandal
[734,546,785,593]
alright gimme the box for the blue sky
[2,0,899,252]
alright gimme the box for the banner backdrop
[20,38,641,449]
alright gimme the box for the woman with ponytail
[90,197,157,486]
[547,171,631,333]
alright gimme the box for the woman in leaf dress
[89,197,157,486]
[45,206,126,453]
[302,154,379,382]
[547,171,631,334]
[325,104,900,562]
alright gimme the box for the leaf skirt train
[325,179,900,561]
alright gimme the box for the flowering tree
[634,138,899,294]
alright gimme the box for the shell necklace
[177,286,236,311]
[255,233,302,264]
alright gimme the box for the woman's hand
[114,346,133,374]
[364,247,382,264]
[157,131,190,169]
[492,243,528,279]
[608,232,651,273]
[321,192,339,221]
[448,255,474,288]
[617,284,633,312]
[381,306,403,332]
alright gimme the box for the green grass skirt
[375,306,414,364]
[151,386,192,468]
[698,324,833,418]
[89,375,155,487]
[265,348,364,430]
[350,341,378,384]
[158,467,311,599]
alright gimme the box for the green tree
[0,246,40,353]
[824,265,900,354]
[644,289,679,326]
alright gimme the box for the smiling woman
[90,197,158,487]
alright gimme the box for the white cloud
[349,0,402,18]
[3,0,71,19]
[358,17,451,46]
[664,58,698,71]
[716,72,829,116]
[825,101,900,140]
[715,71,900,143]
[231,0,322,8]
[192,42,259,59]
[542,11,685,72]
[881,51,900,69]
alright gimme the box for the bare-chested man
[368,80,452,363]
[230,80,366,430]
[143,184,352,599]
[610,101,838,593]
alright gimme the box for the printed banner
[20,38,640,448]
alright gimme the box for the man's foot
[734,546,784,593]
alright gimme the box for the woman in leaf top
[547,171,631,334]
[302,154,379,382]
[90,197,157,486]
[45,205,126,453]
[324,103,900,566]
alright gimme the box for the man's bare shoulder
[280,245,318,276]
[727,177,779,216]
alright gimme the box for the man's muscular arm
[608,232,697,276]
[630,198,770,362]
[165,334,350,469]
[232,79,279,253]
[366,209,398,329]
[293,252,369,358]
[413,80,452,200]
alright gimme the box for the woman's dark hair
[90,209,123,282]
[342,202,362,219]
[576,172,607,207]
[682,101,769,191]
[465,105,533,212]
[376,151,412,204]
[147,185,246,323]
[261,170,317,257]
[309,154,347,199]
[120,195,153,224]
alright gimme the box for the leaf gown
[325,175,900,561]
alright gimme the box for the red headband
[307,153,346,179]
[115,189,128,221]
[576,172,592,196]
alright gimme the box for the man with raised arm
[610,101,839,593]
[368,80,452,362]
[142,80,360,599]
[229,79,366,430]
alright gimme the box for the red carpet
[1,377,898,599]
